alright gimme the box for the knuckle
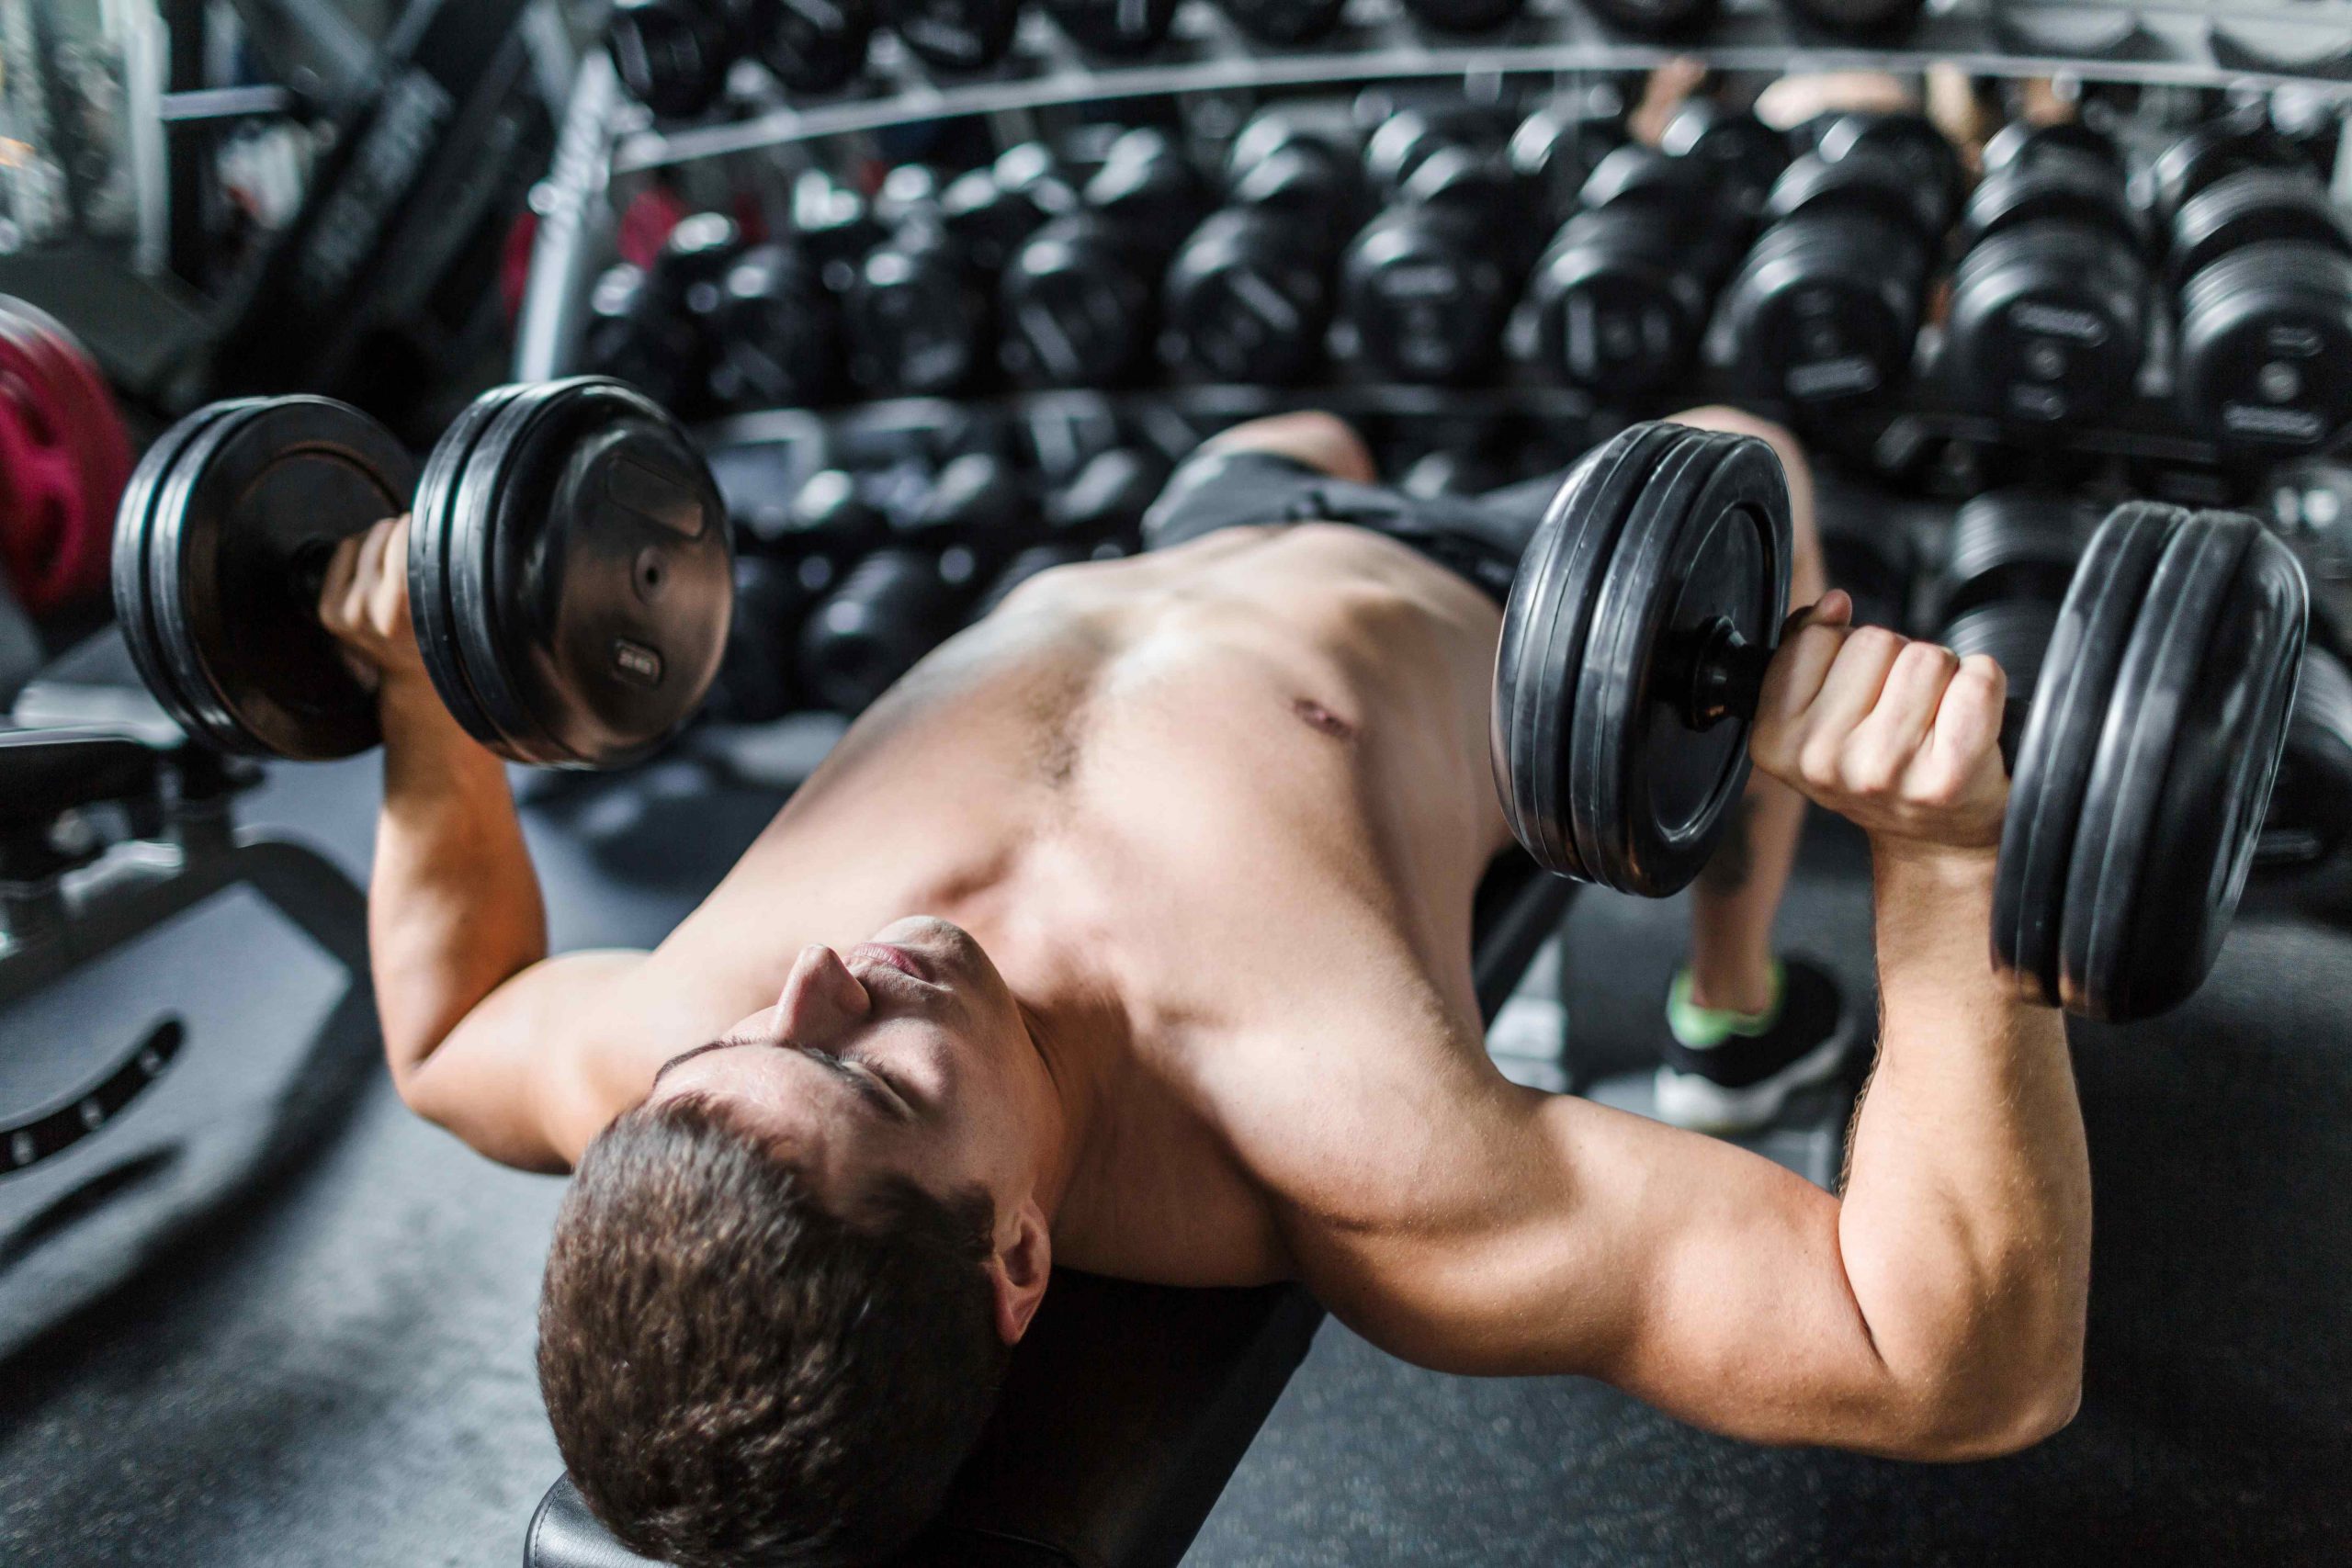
[1846,626,1903,662]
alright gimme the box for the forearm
[1837,845,2090,1449]
[369,681,548,1086]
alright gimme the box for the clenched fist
[317,514,426,695]
[1749,591,2009,854]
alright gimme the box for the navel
[1292,696,1356,741]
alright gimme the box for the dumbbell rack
[516,0,2352,414]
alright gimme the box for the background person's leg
[1647,408,1853,1134]
[1670,408,1826,1018]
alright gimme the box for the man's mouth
[848,942,932,983]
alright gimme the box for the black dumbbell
[582,263,706,416]
[1340,107,1528,384]
[1582,0,1719,38]
[1003,130,1208,388]
[1396,0,1523,31]
[2152,107,2311,231]
[1982,118,2126,185]
[1162,107,1360,384]
[1045,445,1169,554]
[754,0,876,93]
[1214,0,1346,43]
[2256,642,2352,869]
[709,240,842,411]
[113,380,732,767]
[1812,110,1965,231]
[1929,490,2088,701]
[790,167,890,289]
[2165,161,2352,455]
[606,0,745,119]
[580,212,744,415]
[711,467,892,721]
[1508,101,1630,230]
[1043,0,1178,55]
[1515,144,1748,396]
[1657,99,1791,221]
[1778,0,1920,40]
[1492,420,2310,1021]
[1948,137,2150,427]
[972,446,1160,616]
[798,453,1025,711]
[1713,149,1942,406]
[708,555,810,723]
[846,212,993,398]
[884,0,1023,72]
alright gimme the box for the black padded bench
[527,853,1576,1568]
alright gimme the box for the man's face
[646,917,1042,1208]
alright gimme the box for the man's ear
[984,1199,1052,1344]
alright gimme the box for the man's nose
[772,945,871,1043]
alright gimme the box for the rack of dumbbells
[507,0,2352,846]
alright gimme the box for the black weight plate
[2260,642,2352,867]
[1995,500,2185,1007]
[1939,598,2063,705]
[447,381,577,761]
[2168,168,2352,290]
[1569,428,1790,896]
[2177,241,2352,454]
[1492,422,1684,880]
[458,378,732,769]
[410,382,534,754]
[2063,514,2304,1021]
[145,399,414,759]
[1984,119,2124,180]
[1948,223,2150,427]
[2153,113,2305,226]
[111,400,261,740]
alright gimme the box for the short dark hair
[538,1093,1011,1568]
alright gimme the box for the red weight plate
[0,297,131,609]
[0,314,88,613]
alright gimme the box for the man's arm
[1286,598,2088,1460]
[321,517,646,1172]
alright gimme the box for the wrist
[1869,835,1999,888]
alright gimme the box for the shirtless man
[319,410,2090,1568]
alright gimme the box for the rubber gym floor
[2,732,2347,1567]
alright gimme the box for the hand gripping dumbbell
[1491,420,2310,1022]
[1516,143,1751,397]
[1340,106,1528,385]
[1948,128,2150,428]
[1712,146,1942,406]
[1002,129,1210,389]
[1162,107,1361,385]
[798,452,1025,712]
[1214,0,1346,43]
[112,380,733,768]
[1043,0,1178,55]
[884,0,1023,72]
[2162,142,2352,456]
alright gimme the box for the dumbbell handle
[1681,617,2030,773]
